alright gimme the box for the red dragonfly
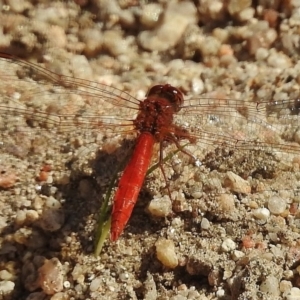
[0,53,299,241]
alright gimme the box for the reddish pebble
[242,235,255,249]
[290,203,299,215]
[38,258,64,295]
[0,171,17,188]
[38,171,49,182]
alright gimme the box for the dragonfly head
[146,84,184,112]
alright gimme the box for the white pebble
[216,288,225,297]
[0,280,15,294]
[268,196,286,215]
[231,250,245,261]
[45,196,62,209]
[280,280,292,294]
[201,218,210,230]
[155,238,178,268]
[260,276,280,296]
[0,270,14,280]
[221,238,236,252]
[139,3,162,28]
[90,277,102,292]
[15,210,26,225]
[285,287,300,300]
[252,208,270,221]
[267,51,291,69]
[147,196,172,217]
[255,47,269,61]
[63,280,71,288]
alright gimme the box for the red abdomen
[110,132,155,241]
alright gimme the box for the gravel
[1,0,300,299]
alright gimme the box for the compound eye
[146,85,164,97]
[147,84,184,112]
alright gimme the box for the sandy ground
[1,1,300,299]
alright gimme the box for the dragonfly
[0,53,300,242]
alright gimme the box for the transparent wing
[176,96,300,155]
[0,53,140,136]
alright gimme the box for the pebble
[147,196,172,217]
[268,195,286,215]
[280,280,292,294]
[103,30,129,57]
[138,1,197,51]
[216,288,225,297]
[38,258,64,295]
[255,47,269,61]
[15,210,27,225]
[216,194,236,213]
[252,207,270,221]
[285,287,300,300]
[79,28,103,57]
[90,277,102,292]
[224,171,251,194]
[37,197,64,231]
[201,218,210,230]
[139,3,162,28]
[267,50,292,68]
[260,275,280,296]
[231,250,245,261]
[0,280,15,294]
[0,169,17,188]
[155,238,178,268]
[144,272,158,300]
[227,0,252,16]
[198,0,226,22]
[221,238,236,252]
[38,207,65,232]
[0,269,14,280]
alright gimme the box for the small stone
[144,272,157,300]
[252,208,270,221]
[216,194,236,213]
[224,171,251,194]
[268,195,286,215]
[90,277,102,292]
[267,51,292,69]
[38,258,64,295]
[280,280,292,293]
[155,238,178,268]
[0,170,17,188]
[255,47,269,61]
[227,0,252,15]
[138,1,197,51]
[38,205,65,232]
[139,3,162,28]
[231,250,245,261]
[0,281,15,294]
[26,210,39,223]
[221,238,236,252]
[201,218,210,230]
[216,288,225,297]
[147,196,172,217]
[0,270,14,281]
[284,287,300,300]
[260,276,280,296]
[15,210,27,226]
